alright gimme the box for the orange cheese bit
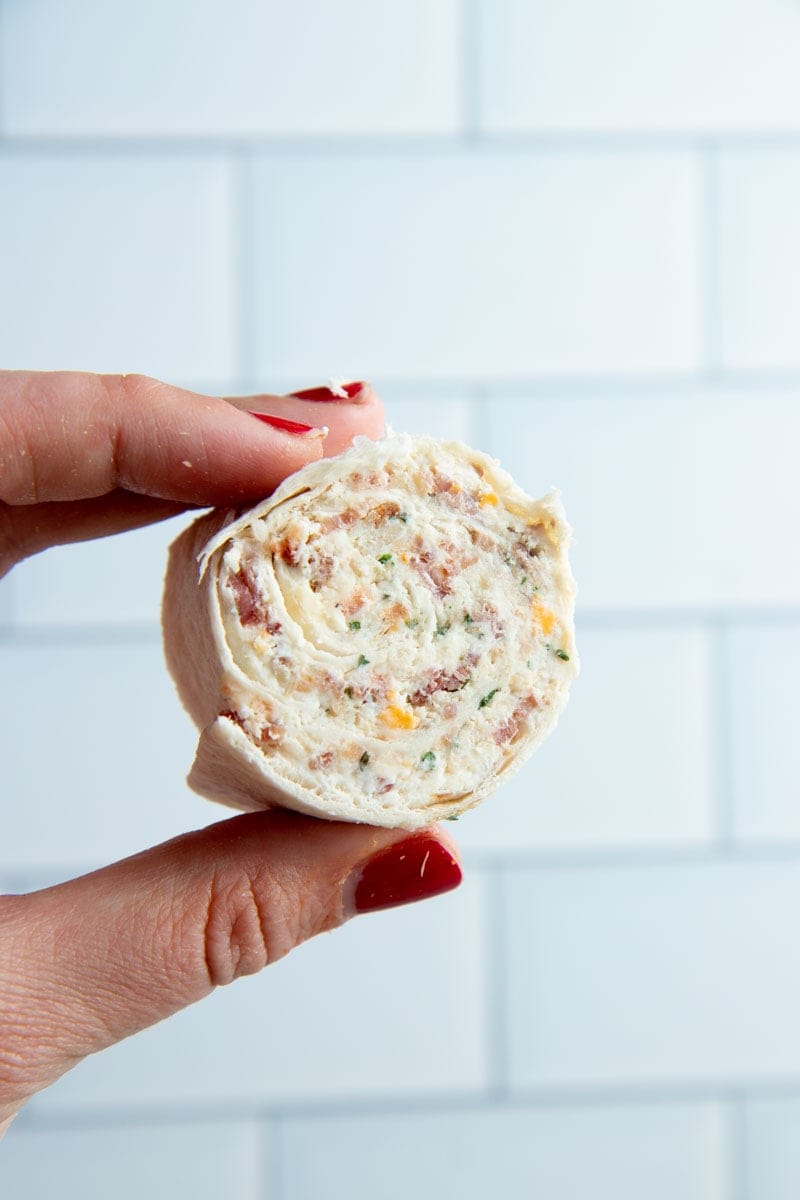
[478,492,498,507]
[531,601,556,636]
[379,704,420,730]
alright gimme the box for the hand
[0,372,462,1136]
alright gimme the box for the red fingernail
[290,381,365,403]
[353,836,462,914]
[248,412,327,438]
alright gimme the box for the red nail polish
[290,381,365,402]
[248,412,326,437]
[354,836,462,914]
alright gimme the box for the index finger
[0,372,384,508]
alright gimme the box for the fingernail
[290,381,366,403]
[248,412,328,438]
[352,836,462,915]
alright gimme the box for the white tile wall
[0,1119,263,1198]
[478,0,800,133]
[0,155,235,385]
[281,1103,730,1200]
[457,625,715,854]
[745,1098,800,1200]
[2,1,800,1193]
[486,391,800,610]
[0,640,205,870]
[251,152,701,381]
[33,871,488,1111]
[0,0,460,137]
[729,624,800,843]
[505,860,800,1089]
[717,151,800,371]
[9,512,194,629]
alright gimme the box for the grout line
[19,1080,800,1131]
[265,1114,284,1200]
[711,619,736,849]
[728,1093,749,1200]
[700,144,723,375]
[232,146,257,388]
[3,131,800,155]
[459,0,482,140]
[484,865,509,1098]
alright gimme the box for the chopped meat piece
[493,695,539,746]
[308,750,335,771]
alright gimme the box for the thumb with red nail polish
[0,810,460,1132]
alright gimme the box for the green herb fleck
[382,593,390,600]
[378,553,393,564]
[463,612,473,624]
[344,686,353,698]
[348,619,362,631]
[420,750,436,770]
[390,512,409,523]
[520,576,527,587]
[435,622,451,637]
[446,813,461,822]
[554,648,570,661]
[357,654,370,667]
[479,688,500,709]
[405,618,419,629]
[359,751,370,769]
[527,659,534,670]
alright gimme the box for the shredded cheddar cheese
[379,704,420,730]
[531,601,556,636]
[478,492,499,507]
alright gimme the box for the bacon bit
[531,601,555,636]
[442,701,458,720]
[512,537,543,570]
[319,507,359,534]
[308,750,335,771]
[469,528,496,552]
[220,708,244,729]
[479,601,505,638]
[375,778,395,796]
[379,704,419,730]
[369,501,401,523]
[221,704,284,749]
[408,658,475,707]
[308,553,335,592]
[275,534,301,566]
[493,695,539,746]
[229,566,282,633]
[341,589,367,617]
[410,554,453,598]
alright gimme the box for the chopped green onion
[390,512,409,523]
[378,553,393,564]
[554,648,570,661]
[463,612,473,624]
[446,813,460,822]
[435,623,451,637]
[420,750,436,770]
[479,688,500,709]
[357,654,370,666]
[359,751,370,769]
[405,618,419,629]
[348,620,361,631]
[344,686,353,698]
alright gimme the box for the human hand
[0,372,462,1136]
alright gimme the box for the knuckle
[201,867,281,987]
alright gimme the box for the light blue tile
[252,152,702,381]
[381,392,478,444]
[0,1119,261,1199]
[11,512,193,629]
[478,0,800,132]
[718,151,800,371]
[0,156,235,385]
[0,641,206,871]
[0,0,459,136]
[745,1097,800,1200]
[457,625,715,853]
[486,391,800,610]
[729,623,800,842]
[0,570,14,629]
[505,860,800,1088]
[34,871,488,1110]
[281,1103,729,1200]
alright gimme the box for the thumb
[0,811,460,1122]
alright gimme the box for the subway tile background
[1,1,799,1195]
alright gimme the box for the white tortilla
[162,433,578,829]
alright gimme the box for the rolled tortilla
[162,433,577,829]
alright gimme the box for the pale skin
[0,372,460,1137]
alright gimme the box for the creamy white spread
[205,437,576,820]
